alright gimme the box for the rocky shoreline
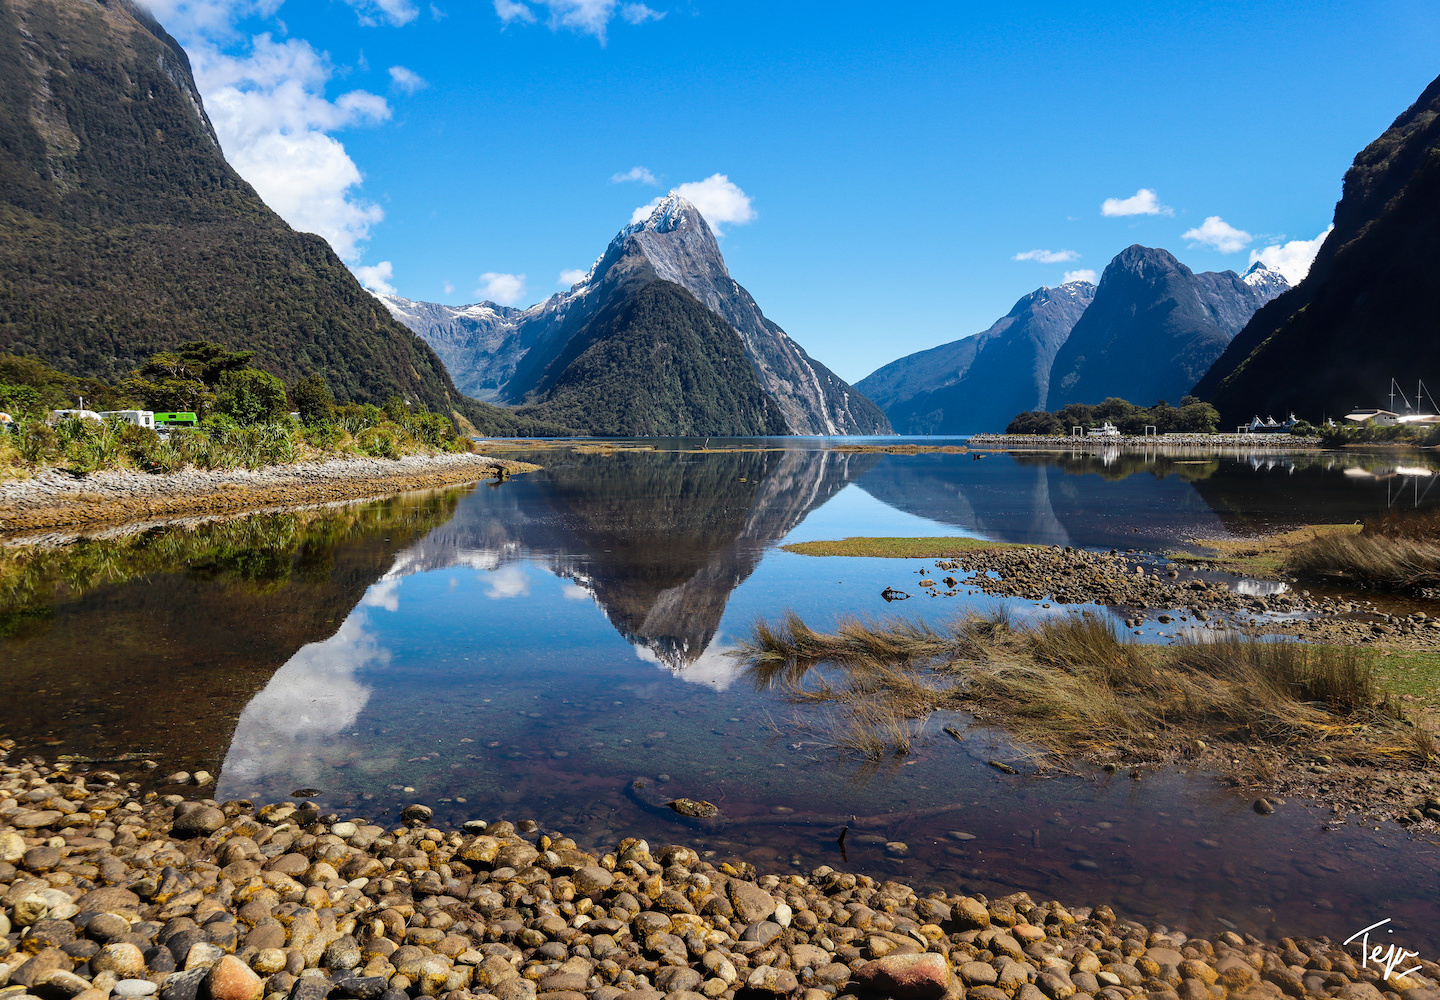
[0,455,538,540]
[903,544,1440,647]
[0,746,1433,1000]
[967,436,1319,452]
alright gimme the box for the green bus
[154,412,198,428]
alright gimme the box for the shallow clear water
[4,442,1439,950]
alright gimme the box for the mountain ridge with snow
[377,195,891,435]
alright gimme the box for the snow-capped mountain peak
[1242,259,1290,292]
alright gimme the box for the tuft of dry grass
[1284,506,1440,590]
[739,609,1432,768]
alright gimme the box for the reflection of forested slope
[1190,457,1440,535]
[0,494,458,769]
[858,453,1224,550]
[391,449,877,666]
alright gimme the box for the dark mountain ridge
[856,281,1096,433]
[1048,246,1287,409]
[1196,72,1440,422]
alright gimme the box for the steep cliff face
[1048,246,1286,408]
[380,196,892,436]
[857,281,1096,433]
[1197,73,1440,421]
[0,0,544,433]
[602,197,890,435]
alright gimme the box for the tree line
[1005,397,1223,436]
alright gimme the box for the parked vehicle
[153,412,199,429]
[49,408,104,423]
[99,410,156,429]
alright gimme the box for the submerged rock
[667,798,720,819]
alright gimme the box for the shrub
[301,422,347,451]
[0,383,41,419]
[18,420,58,465]
[355,425,400,459]
[214,368,289,426]
[290,374,336,425]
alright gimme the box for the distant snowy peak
[373,292,514,325]
[1242,259,1291,293]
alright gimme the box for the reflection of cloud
[219,615,389,790]
[560,583,592,601]
[1236,579,1289,597]
[484,565,531,599]
[362,577,400,611]
[633,640,742,691]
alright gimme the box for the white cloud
[483,565,531,599]
[1063,269,1098,285]
[443,280,456,295]
[1101,188,1173,217]
[494,0,536,23]
[620,3,664,23]
[476,272,528,305]
[353,260,397,295]
[611,166,659,185]
[1247,225,1334,285]
[559,268,587,286]
[184,33,391,262]
[1013,249,1079,263]
[1182,216,1252,253]
[138,0,284,39]
[492,0,665,41]
[388,65,427,94]
[631,174,755,234]
[342,0,420,25]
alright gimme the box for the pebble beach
[0,747,1434,1000]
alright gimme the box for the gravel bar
[0,455,537,538]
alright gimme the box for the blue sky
[148,0,1440,383]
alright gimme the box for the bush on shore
[0,347,469,477]
[1318,421,1440,447]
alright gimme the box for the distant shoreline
[0,451,538,540]
[969,432,1323,451]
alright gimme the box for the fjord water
[4,443,1440,949]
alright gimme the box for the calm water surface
[4,442,1440,950]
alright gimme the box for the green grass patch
[782,536,1031,558]
[1173,525,1361,578]
[1370,648,1440,704]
